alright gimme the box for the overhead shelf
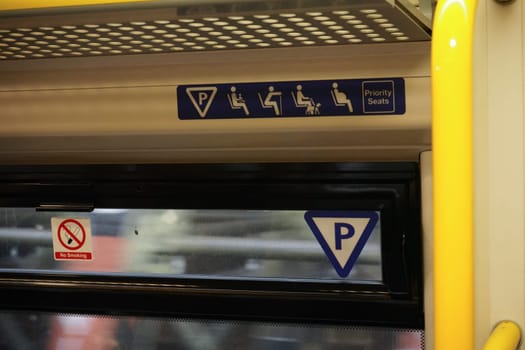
[0,0,431,60]
[0,0,431,164]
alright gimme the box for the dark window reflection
[0,311,423,350]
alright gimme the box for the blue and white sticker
[304,211,379,278]
[178,78,405,119]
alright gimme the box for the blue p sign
[335,222,355,250]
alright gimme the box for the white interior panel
[0,42,430,164]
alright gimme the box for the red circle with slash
[57,219,86,251]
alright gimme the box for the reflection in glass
[0,208,381,281]
[0,311,423,350]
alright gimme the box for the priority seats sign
[51,218,93,261]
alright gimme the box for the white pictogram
[258,86,282,116]
[186,86,218,118]
[227,86,250,116]
[291,84,321,116]
[331,82,353,113]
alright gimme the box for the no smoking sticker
[51,217,93,261]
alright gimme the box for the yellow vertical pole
[432,0,478,349]
[0,0,150,11]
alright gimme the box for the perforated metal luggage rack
[0,0,431,60]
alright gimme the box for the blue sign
[178,78,405,119]
[304,211,379,278]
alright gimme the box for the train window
[0,311,424,350]
[0,163,423,345]
[0,208,382,281]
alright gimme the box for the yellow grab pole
[0,0,150,11]
[432,0,478,349]
[482,321,522,350]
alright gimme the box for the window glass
[0,311,423,350]
[0,208,381,281]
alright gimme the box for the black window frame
[0,162,423,328]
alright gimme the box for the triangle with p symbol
[304,211,379,278]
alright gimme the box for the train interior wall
[1,1,525,349]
